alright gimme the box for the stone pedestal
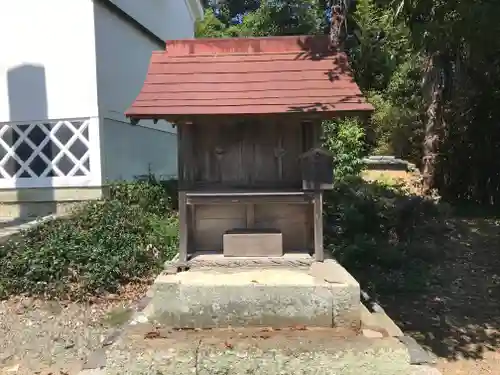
[146,259,361,330]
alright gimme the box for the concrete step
[79,327,441,375]
[144,260,361,330]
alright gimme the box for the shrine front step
[144,260,361,330]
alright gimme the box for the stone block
[223,229,283,257]
[146,268,361,330]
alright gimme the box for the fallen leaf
[260,327,273,332]
[291,324,307,331]
[144,331,160,339]
[224,340,234,349]
[64,341,75,349]
[252,333,271,339]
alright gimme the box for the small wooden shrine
[126,35,373,265]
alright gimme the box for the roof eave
[125,108,374,125]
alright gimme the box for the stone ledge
[186,252,314,269]
[146,266,361,330]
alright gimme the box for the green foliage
[196,0,325,38]
[349,0,413,91]
[324,177,448,293]
[108,177,172,216]
[346,0,425,160]
[0,179,179,300]
[195,8,229,38]
[322,118,367,179]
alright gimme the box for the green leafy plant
[322,118,367,179]
[0,178,179,300]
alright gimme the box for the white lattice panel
[0,118,101,189]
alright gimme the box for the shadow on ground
[325,178,500,361]
[380,217,500,360]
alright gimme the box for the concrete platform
[144,259,361,330]
[78,326,441,375]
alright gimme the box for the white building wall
[0,0,201,190]
[109,0,201,41]
[0,0,99,122]
[0,0,102,189]
[93,0,197,182]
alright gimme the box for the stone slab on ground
[146,260,360,329]
[78,325,442,375]
[360,303,404,337]
[398,336,437,365]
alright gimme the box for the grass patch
[0,177,179,301]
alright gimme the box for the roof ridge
[162,51,338,58]
[165,35,333,56]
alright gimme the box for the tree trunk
[421,53,445,195]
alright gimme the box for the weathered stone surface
[223,230,283,257]
[409,365,442,375]
[82,348,107,370]
[309,259,360,286]
[362,329,384,338]
[360,304,404,337]
[146,267,360,329]
[102,332,416,375]
[78,370,106,375]
[188,252,314,269]
[310,260,361,330]
[398,336,437,365]
[371,311,404,337]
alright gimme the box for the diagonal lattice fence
[0,118,100,188]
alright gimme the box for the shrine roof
[125,35,374,121]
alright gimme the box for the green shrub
[322,118,367,179]
[108,175,173,215]
[324,177,448,294]
[319,117,447,294]
[0,178,179,300]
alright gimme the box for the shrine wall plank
[177,119,321,190]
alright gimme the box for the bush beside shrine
[0,177,179,300]
[322,118,449,296]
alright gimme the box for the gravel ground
[437,350,500,375]
[0,297,133,375]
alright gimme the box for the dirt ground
[0,283,150,375]
[0,298,120,374]
[359,169,500,374]
[377,217,500,375]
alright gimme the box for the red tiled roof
[126,35,374,120]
